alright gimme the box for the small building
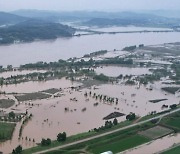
[100,151,113,154]
[175,89,180,97]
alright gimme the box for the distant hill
[11,10,180,28]
[11,10,90,22]
[82,12,180,28]
[0,12,28,26]
[12,10,126,18]
[140,10,180,19]
[13,10,163,20]
[0,19,76,44]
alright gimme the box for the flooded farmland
[0,26,180,154]
[0,76,179,153]
[95,66,151,77]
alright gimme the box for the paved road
[34,108,180,154]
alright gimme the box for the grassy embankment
[44,111,180,154]
[162,145,180,154]
[23,121,155,154]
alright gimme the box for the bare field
[139,125,174,139]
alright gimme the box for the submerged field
[0,41,180,153]
[0,73,179,153]
[0,122,16,141]
[0,99,15,108]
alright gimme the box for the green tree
[9,111,15,119]
[57,132,67,142]
[113,118,118,125]
[126,113,136,121]
[170,104,177,109]
[12,145,22,154]
[41,138,51,146]
[105,121,113,129]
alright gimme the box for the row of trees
[41,132,67,147]
[84,91,119,105]
[12,113,136,153]
[94,118,118,132]
[12,132,67,153]
[20,57,133,70]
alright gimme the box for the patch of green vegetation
[20,57,133,70]
[83,50,108,58]
[140,114,157,122]
[43,122,154,154]
[0,122,16,141]
[165,119,180,129]
[90,135,149,154]
[97,57,133,65]
[0,20,75,45]
[125,80,136,85]
[47,150,85,154]
[171,64,180,81]
[94,73,110,82]
[23,131,96,154]
[162,145,180,154]
[123,45,137,51]
[160,111,180,131]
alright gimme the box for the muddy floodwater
[0,78,179,153]
[0,78,78,93]
[1,32,180,66]
[90,26,172,33]
[95,66,151,77]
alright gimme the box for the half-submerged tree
[57,132,67,142]
[41,138,51,146]
[12,145,22,154]
[126,113,136,121]
[113,118,118,125]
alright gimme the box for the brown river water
[0,32,180,66]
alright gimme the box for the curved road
[34,108,180,154]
